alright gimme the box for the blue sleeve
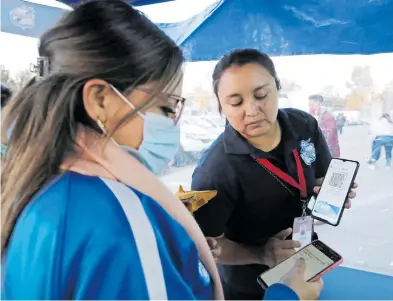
[2,212,151,300]
[72,230,150,300]
[263,283,299,300]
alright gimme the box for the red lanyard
[254,150,307,198]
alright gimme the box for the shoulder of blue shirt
[3,171,213,299]
[264,283,300,300]
[3,169,300,300]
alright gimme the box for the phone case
[257,240,342,288]
[311,158,360,226]
[308,257,343,281]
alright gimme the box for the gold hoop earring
[97,119,107,134]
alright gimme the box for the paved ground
[161,125,393,275]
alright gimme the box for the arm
[192,169,262,266]
[192,169,298,267]
[214,235,262,265]
[74,233,153,299]
[2,208,153,300]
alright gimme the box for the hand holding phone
[311,158,359,226]
[280,258,324,300]
[258,240,342,289]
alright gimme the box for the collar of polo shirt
[223,109,299,157]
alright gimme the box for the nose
[245,98,261,117]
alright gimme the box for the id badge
[292,216,314,250]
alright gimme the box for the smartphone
[311,158,359,226]
[257,240,342,289]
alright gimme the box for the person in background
[191,49,356,300]
[1,84,12,156]
[367,113,393,169]
[1,2,317,300]
[309,94,340,157]
[1,84,12,108]
[336,113,346,135]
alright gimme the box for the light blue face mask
[109,85,181,175]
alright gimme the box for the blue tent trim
[57,0,174,6]
[157,0,393,61]
[0,0,174,39]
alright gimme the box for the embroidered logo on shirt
[300,139,316,165]
[198,260,211,285]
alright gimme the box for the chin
[246,125,270,137]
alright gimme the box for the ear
[178,185,184,193]
[82,79,113,123]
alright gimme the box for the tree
[1,66,15,89]
[346,65,375,107]
[0,68,33,93]
[321,85,346,110]
[280,78,301,94]
[381,80,393,114]
[12,69,33,91]
[347,65,374,91]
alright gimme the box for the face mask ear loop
[110,84,145,119]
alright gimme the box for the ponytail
[1,75,82,253]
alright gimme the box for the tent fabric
[57,0,173,6]
[1,0,68,38]
[0,0,173,39]
[159,0,221,46]
[157,0,393,62]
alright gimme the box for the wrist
[250,244,267,265]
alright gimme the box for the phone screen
[312,159,358,225]
[259,241,340,287]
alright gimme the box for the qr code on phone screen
[328,172,347,189]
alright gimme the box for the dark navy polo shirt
[191,108,332,294]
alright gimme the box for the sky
[1,0,392,99]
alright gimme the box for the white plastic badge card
[292,216,313,251]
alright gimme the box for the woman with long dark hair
[1,1,222,299]
[1,2,319,300]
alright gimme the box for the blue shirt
[2,171,213,299]
[1,171,299,300]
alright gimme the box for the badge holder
[292,200,314,250]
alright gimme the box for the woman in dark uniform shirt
[191,49,357,300]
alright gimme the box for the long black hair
[1,0,184,253]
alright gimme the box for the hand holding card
[292,216,314,250]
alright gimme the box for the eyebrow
[226,84,270,99]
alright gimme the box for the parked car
[200,115,226,132]
[171,120,215,167]
[185,117,224,137]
